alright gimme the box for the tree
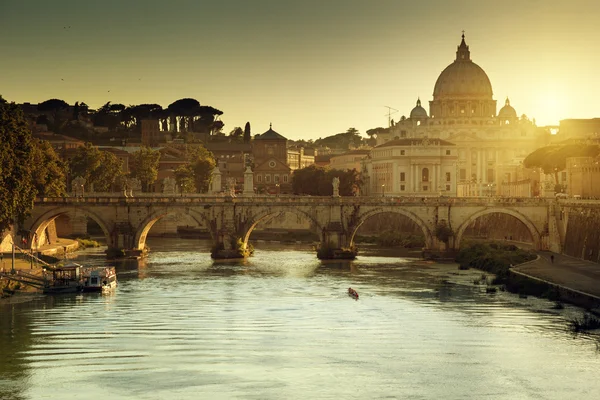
[37,98,70,132]
[292,165,361,196]
[244,122,251,143]
[30,139,66,197]
[187,145,216,193]
[524,143,600,185]
[0,96,36,232]
[174,164,196,193]
[130,146,160,192]
[69,143,124,192]
[313,127,366,150]
[229,127,243,141]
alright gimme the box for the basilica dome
[410,98,428,119]
[432,35,493,100]
[498,97,517,119]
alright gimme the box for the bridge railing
[35,195,554,206]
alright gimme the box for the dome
[410,98,428,119]
[498,97,517,119]
[432,34,493,100]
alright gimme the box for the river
[1,238,600,400]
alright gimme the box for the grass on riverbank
[569,313,600,332]
[76,238,100,249]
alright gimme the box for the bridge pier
[317,222,357,260]
[107,222,144,259]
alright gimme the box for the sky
[1,0,599,140]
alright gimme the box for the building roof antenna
[384,106,398,128]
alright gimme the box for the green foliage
[0,95,37,232]
[355,231,424,248]
[188,145,216,193]
[244,122,251,143]
[456,242,536,283]
[30,139,66,197]
[174,164,196,193]
[229,127,243,141]
[69,143,124,192]
[524,143,600,184]
[130,146,160,191]
[434,220,454,244]
[76,238,100,248]
[292,165,361,196]
[313,127,366,150]
[569,313,600,333]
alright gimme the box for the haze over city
[2,0,599,140]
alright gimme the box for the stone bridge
[18,195,564,259]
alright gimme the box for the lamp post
[276,183,280,196]
[381,184,385,197]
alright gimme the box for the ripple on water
[2,240,600,400]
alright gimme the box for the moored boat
[43,264,84,294]
[82,266,118,292]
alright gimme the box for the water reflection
[1,238,599,399]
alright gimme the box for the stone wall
[563,208,600,263]
[461,213,532,243]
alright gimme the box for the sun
[535,89,567,126]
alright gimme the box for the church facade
[363,34,546,197]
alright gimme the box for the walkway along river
[1,238,600,399]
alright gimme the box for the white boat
[81,266,118,292]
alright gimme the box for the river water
[1,238,600,400]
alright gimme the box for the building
[566,156,600,198]
[205,141,252,193]
[557,119,600,141]
[141,119,161,147]
[370,34,547,197]
[286,146,316,171]
[329,149,370,172]
[362,138,457,196]
[252,125,292,194]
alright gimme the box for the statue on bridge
[332,177,340,197]
[162,177,176,195]
[71,176,86,197]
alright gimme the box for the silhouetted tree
[244,122,251,143]
[0,95,36,231]
[69,143,124,192]
[30,139,66,197]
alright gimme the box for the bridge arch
[133,208,213,251]
[241,207,322,247]
[29,207,112,247]
[455,207,541,249]
[349,207,434,248]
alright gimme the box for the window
[446,172,451,182]
[400,150,405,155]
[446,184,451,191]
[417,121,421,126]
[400,130,407,137]
[274,175,279,183]
[422,168,429,182]
[400,185,405,191]
[459,169,466,180]
[283,175,288,183]
[423,185,428,191]
[561,171,567,181]
[487,169,494,183]
[446,150,451,155]
[266,175,271,183]
[400,172,406,181]
[257,175,262,183]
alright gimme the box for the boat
[348,287,359,299]
[43,263,84,294]
[81,266,118,292]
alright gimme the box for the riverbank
[511,252,600,309]
[0,238,79,304]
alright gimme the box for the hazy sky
[2,0,599,140]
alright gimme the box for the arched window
[422,168,429,182]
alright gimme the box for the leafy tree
[37,98,70,132]
[30,139,66,197]
[69,143,124,192]
[524,143,600,185]
[174,164,196,193]
[229,127,243,141]
[313,127,366,150]
[0,96,36,232]
[292,165,361,196]
[188,145,216,193]
[130,146,160,192]
[244,122,251,143]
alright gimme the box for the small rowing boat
[348,287,359,299]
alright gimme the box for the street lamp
[276,183,280,196]
[381,184,385,197]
